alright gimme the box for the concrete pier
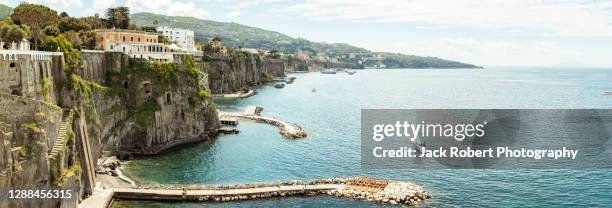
[81,177,430,207]
[218,106,306,139]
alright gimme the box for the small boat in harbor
[347,70,356,75]
[321,69,337,74]
[274,83,285,88]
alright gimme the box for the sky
[2,0,612,67]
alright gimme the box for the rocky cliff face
[77,52,220,156]
[207,51,285,94]
[0,94,78,208]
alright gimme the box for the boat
[311,88,316,93]
[321,69,337,74]
[347,71,356,75]
[273,83,285,88]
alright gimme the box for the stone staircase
[48,110,75,158]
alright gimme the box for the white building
[157,26,196,52]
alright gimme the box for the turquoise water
[121,68,612,207]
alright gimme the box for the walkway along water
[218,106,307,139]
[79,177,430,208]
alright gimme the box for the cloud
[90,0,117,15]
[48,0,82,9]
[226,11,241,18]
[126,0,208,19]
[219,0,286,9]
[284,0,612,37]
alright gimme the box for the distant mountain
[131,12,480,69]
[0,4,13,19]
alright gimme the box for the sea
[115,67,612,207]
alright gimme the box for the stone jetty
[218,106,307,139]
[83,177,429,208]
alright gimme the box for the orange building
[96,29,183,61]
[95,29,167,54]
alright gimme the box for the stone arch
[9,62,16,68]
[122,81,129,89]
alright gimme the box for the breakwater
[218,106,306,139]
[104,178,429,206]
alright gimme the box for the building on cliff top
[95,29,200,62]
[156,26,198,53]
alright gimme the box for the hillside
[131,13,480,69]
[0,4,12,19]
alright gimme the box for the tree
[10,3,59,49]
[59,17,91,32]
[0,24,28,48]
[141,26,156,33]
[78,30,96,49]
[60,11,69,18]
[105,6,130,29]
[80,16,106,29]
[62,31,82,49]
[158,35,171,44]
[105,8,117,28]
[117,7,130,29]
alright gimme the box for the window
[122,36,126,41]
[130,37,134,42]
[138,37,141,42]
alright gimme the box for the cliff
[85,53,221,155]
[1,49,223,207]
[206,51,285,94]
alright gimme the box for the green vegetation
[131,100,160,127]
[24,121,41,132]
[0,23,28,47]
[40,78,52,101]
[198,89,211,98]
[105,7,131,29]
[10,146,29,157]
[10,3,59,49]
[185,55,199,75]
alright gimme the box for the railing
[0,50,63,61]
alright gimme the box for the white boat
[347,71,356,75]
[321,69,337,74]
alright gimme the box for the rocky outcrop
[76,52,220,155]
[207,51,285,94]
[0,93,76,208]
